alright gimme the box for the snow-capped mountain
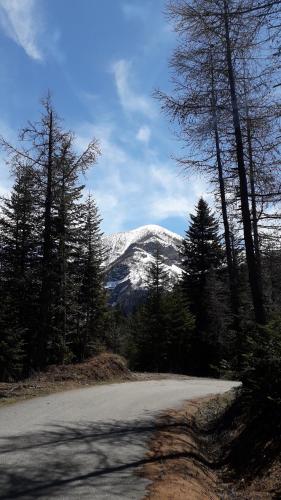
[103,224,183,311]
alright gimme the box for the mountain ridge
[103,224,183,311]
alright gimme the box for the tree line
[110,0,281,407]
[149,0,281,403]
[1,0,281,410]
[0,97,107,380]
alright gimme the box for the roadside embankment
[0,352,132,405]
[141,390,281,499]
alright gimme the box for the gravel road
[0,377,240,499]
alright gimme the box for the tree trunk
[39,109,53,367]
[210,51,240,319]
[223,0,266,325]
[245,110,262,270]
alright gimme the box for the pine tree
[0,301,25,381]
[131,247,168,371]
[0,95,100,373]
[146,246,170,370]
[203,267,233,376]
[71,195,107,362]
[48,136,85,364]
[161,286,195,373]
[158,0,277,325]
[131,246,194,373]
[0,163,40,378]
[182,198,225,374]
[182,198,223,307]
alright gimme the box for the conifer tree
[182,198,224,374]
[48,136,86,364]
[132,246,169,371]
[0,301,25,381]
[0,163,40,376]
[161,286,195,373]
[132,246,194,373]
[182,198,223,307]
[71,195,107,361]
[0,95,101,374]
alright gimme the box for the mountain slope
[103,224,183,311]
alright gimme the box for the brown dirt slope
[141,392,281,499]
[0,353,132,405]
[141,397,221,500]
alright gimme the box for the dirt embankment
[141,392,281,499]
[0,353,133,405]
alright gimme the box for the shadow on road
[0,415,210,499]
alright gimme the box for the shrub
[241,317,281,408]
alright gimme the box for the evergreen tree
[132,247,194,373]
[71,195,107,361]
[161,286,194,373]
[0,163,40,376]
[48,136,85,364]
[182,198,225,374]
[0,299,25,381]
[0,96,101,377]
[144,246,169,371]
[203,267,234,376]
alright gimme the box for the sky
[0,0,208,236]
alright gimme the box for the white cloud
[136,125,151,144]
[111,59,156,118]
[151,195,191,219]
[73,119,210,234]
[0,0,43,60]
[93,146,208,233]
[75,122,128,166]
[150,166,209,219]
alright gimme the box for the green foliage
[182,198,223,292]
[0,99,106,380]
[0,294,25,381]
[241,317,281,408]
[128,248,195,373]
[0,327,25,382]
[181,198,227,375]
[70,195,107,362]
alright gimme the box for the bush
[241,317,281,408]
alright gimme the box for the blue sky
[0,0,208,235]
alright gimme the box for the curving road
[0,377,240,500]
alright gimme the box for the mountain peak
[103,224,183,311]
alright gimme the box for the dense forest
[1,0,281,417]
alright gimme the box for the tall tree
[0,95,100,371]
[182,198,225,374]
[158,0,280,325]
[0,163,40,375]
[131,246,194,373]
[71,195,107,362]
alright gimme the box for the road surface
[0,378,240,499]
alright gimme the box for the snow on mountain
[103,225,183,311]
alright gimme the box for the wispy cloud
[0,0,43,60]
[77,120,208,234]
[75,122,128,165]
[111,59,156,118]
[150,166,209,219]
[136,125,151,144]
